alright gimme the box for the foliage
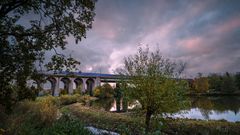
[0,105,8,129]
[118,46,189,132]
[90,98,114,111]
[114,84,122,112]
[192,76,209,93]
[74,85,82,94]
[60,89,68,95]
[67,103,145,134]
[6,98,59,134]
[4,96,92,135]
[43,113,92,135]
[235,72,240,91]
[93,83,114,98]
[0,0,96,111]
[220,72,237,92]
[58,94,81,106]
[194,72,240,94]
[67,103,240,135]
[208,73,222,91]
[101,83,114,98]
[93,86,102,97]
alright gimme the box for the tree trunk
[145,110,152,133]
[116,97,121,112]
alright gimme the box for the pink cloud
[178,37,202,50]
[214,16,240,34]
[92,18,119,40]
[177,36,214,56]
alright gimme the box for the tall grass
[4,95,92,135]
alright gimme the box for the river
[90,96,240,122]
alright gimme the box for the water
[169,96,240,122]
[90,96,240,122]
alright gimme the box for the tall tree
[0,0,96,111]
[220,72,237,93]
[208,73,222,92]
[193,76,209,93]
[118,46,189,133]
[235,72,240,91]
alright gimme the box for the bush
[6,97,59,134]
[60,89,68,95]
[93,84,114,98]
[43,113,92,135]
[74,85,82,95]
[93,86,101,97]
[58,94,80,105]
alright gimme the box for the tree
[208,73,222,92]
[235,72,240,91]
[220,72,237,93]
[193,76,209,93]
[0,0,96,111]
[118,46,189,133]
[93,83,114,98]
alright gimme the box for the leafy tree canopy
[0,0,96,111]
[118,46,189,132]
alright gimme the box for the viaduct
[37,71,122,96]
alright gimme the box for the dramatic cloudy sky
[64,0,240,77]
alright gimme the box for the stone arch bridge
[36,72,122,96]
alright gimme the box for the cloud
[62,0,240,76]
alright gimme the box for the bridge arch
[45,77,57,95]
[74,78,83,93]
[60,77,71,95]
[86,78,95,96]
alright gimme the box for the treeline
[189,72,240,94]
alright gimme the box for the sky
[63,0,240,77]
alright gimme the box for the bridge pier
[53,77,60,96]
[68,78,74,94]
[82,78,87,93]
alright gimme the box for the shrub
[43,113,92,135]
[93,86,101,97]
[58,94,80,105]
[6,97,58,134]
[74,85,82,95]
[101,83,114,98]
[93,84,114,98]
[60,89,68,95]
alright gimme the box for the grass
[66,103,240,135]
[2,95,240,135]
[65,103,146,134]
[1,95,95,135]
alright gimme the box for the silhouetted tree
[235,72,240,91]
[0,0,96,111]
[208,73,222,92]
[220,72,237,93]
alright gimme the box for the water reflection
[171,96,240,122]
[90,96,240,122]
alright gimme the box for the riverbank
[66,103,240,135]
[1,95,240,135]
